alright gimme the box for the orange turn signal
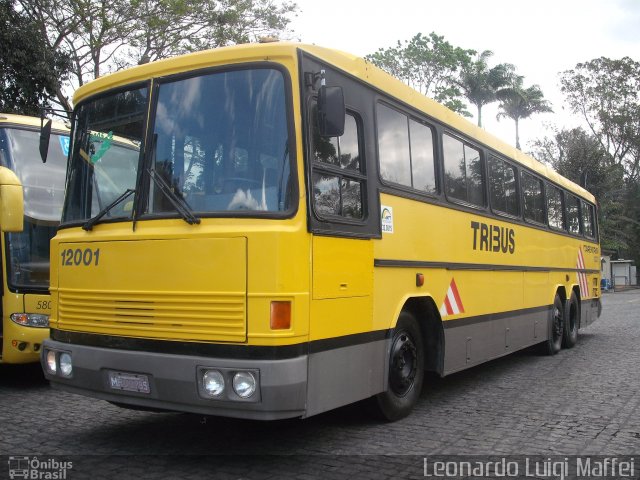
[270,301,291,330]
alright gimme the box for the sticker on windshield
[59,136,70,156]
[89,131,114,163]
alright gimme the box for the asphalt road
[1,290,638,479]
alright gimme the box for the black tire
[371,311,424,421]
[562,291,579,348]
[544,294,564,355]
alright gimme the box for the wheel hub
[389,332,417,396]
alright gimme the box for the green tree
[560,57,640,182]
[18,0,298,114]
[559,57,640,264]
[457,50,514,127]
[366,32,474,116]
[128,0,298,64]
[496,76,552,149]
[0,0,69,115]
[531,127,628,252]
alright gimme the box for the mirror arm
[304,69,327,91]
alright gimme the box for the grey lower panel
[42,339,307,420]
[442,308,551,376]
[306,339,388,417]
[581,298,602,327]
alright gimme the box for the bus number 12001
[61,248,100,267]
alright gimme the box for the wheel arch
[554,285,567,304]
[399,296,445,376]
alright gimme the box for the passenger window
[566,194,581,235]
[377,104,436,194]
[547,184,564,230]
[582,201,596,238]
[488,155,519,216]
[378,104,411,186]
[443,134,484,206]
[409,119,436,194]
[521,171,545,224]
[312,111,364,220]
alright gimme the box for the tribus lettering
[471,221,515,254]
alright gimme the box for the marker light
[233,372,256,398]
[45,350,57,374]
[59,352,73,377]
[270,301,291,330]
[202,370,225,397]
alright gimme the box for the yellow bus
[41,43,601,420]
[0,114,68,364]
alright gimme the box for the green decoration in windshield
[89,131,114,163]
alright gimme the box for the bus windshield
[0,127,68,291]
[63,67,293,226]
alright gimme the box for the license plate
[108,371,151,394]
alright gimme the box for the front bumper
[41,339,307,420]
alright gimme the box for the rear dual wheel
[562,291,579,348]
[545,291,580,355]
[545,294,564,355]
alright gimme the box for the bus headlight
[202,370,225,397]
[59,352,73,377]
[10,313,49,328]
[233,372,256,398]
[45,350,57,374]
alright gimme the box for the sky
[287,0,640,152]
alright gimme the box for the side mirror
[40,119,52,163]
[317,86,345,137]
[0,166,23,232]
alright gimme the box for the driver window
[311,108,365,220]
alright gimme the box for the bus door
[300,53,383,415]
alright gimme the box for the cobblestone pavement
[1,291,639,479]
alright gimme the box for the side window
[377,103,436,194]
[488,155,519,216]
[521,171,545,224]
[312,110,365,219]
[443,133,484,206]
[409,119,437,194]
[582,201,596,238]
[547,184,564,230]
[566,194,581,235]
[378,105,410,186]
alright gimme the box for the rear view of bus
[0,114,67,364]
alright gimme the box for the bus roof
[0,113,69,134]
[72,42,595,204]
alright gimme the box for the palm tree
[458,50,513,127]
[497,76,553,149]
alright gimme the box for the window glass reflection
[151,68,291,214]
[443,134,483,206]
[311,110,364,220]
[378,105,411,186]
[522,172,545,224]
[547,185,564,230]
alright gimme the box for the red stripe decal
[443,295,454,315]
[450,279,464,313]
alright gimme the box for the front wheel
[371,312,424,421]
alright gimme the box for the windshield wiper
[147,168,200,225]
[82,189,135,231]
